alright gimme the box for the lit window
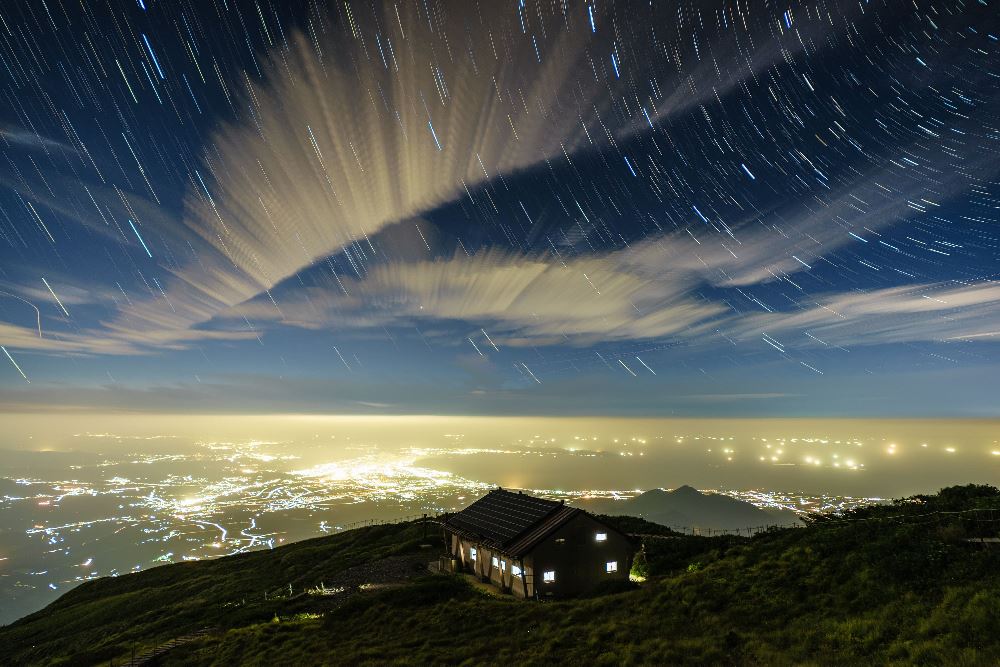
[512,565,522,576]
[596,532,607,542]
[606,561,618,573]
[500,560,506,572]
[469,547,477,561]
[491,556,499,568]
[543,570,556,582]
[555,538,566,544]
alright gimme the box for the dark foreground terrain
[3,485,1000,666]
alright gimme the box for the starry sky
[0,0,998,417]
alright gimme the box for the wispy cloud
[728,282,1000,348]
[0,319,257,357]
[228,248,724,345]
[0,125,75,154]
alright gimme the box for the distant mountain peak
[577,484,799,532]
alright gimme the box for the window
[491,556,499,568]
[469,547,477,561]
[606,561,618,573]
[555,538,566,544]
[543,570,556,582]
[596,532,607,542]
[512,564,522,577]
[500,560,506,572]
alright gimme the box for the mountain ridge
[576,485,800,531]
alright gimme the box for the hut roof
[444,489,583,558]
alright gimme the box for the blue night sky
[0,0,998,417]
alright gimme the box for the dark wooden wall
[526,513,634,597]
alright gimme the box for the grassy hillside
[4,485,1000,666]
[0,521,435,666]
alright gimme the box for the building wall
[447,514,634,598]
[451,535,531,596]
[528,513,634,597]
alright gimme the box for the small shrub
[580,579,639,598]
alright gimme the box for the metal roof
[444,489,584,557]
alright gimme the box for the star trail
[0,0,997,413]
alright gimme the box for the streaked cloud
[101,3,636,348]
[0,319,256,357]
[0,125,75,154]
[230,248,725,345]
[729,282,1000,348]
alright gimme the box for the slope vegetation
[3,486,1000,666]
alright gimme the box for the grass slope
[0,522,433,665]
[4,486,1000,666]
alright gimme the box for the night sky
[0,0,998,417]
